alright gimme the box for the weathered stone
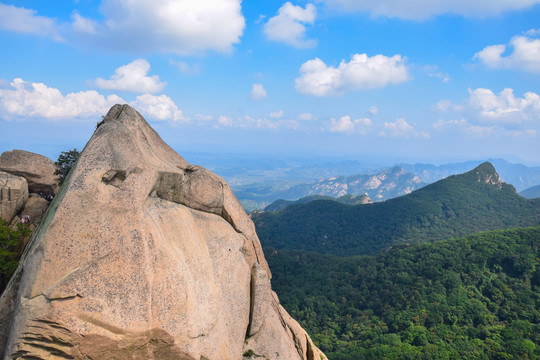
[0,150,59,194]
[0,104,326,360]
[18,194,49,226]
[0,171,28,222]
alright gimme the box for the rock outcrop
[0,150,59,195]
[0,171,28,223]
[0,105,326,360]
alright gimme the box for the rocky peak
[472,162,503,188]
[0,104,326,360]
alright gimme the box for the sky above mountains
[0,0,539,164]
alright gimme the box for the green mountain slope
[253,162,540,256]
[266,226,540,359]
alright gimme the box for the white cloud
[264,2,317,48]
[423,65,450,83]
[320,0,540,20]
[130,94,185,123]
[368,105,378,115]
[433,99,463,112]
[250,84,267,100]
[0,77,187,124]
[297,112,314,120]
[433,118,537,138]
[269,110,284,118]
[93,59,166,93]
[329,115,372,134]
[218,115,233,126]
[525,28,540,36]
[474,32,540,73]
[432,88,540,137]
[295,53,410,96]
[73,0,245,55]
[0,78,124,121]
[468,88,540,124]
[0,3,62,41]
[195,114,214,121]
[379,118,429,138]
[71,11,98,35]
[169,60,201,75]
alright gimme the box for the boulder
[0,171,28,223]
[0,150,59,195]
[0,105,327,360]
[18,194,49,227]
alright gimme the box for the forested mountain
[266,226,540,359]
[520,184,540,199]
[264,194,371,212]
[400,159,540,192]
[253,163,540,256]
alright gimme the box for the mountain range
[252,162,540,256]
[236,166,425,211]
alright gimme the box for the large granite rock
[0,105,326,360]
[0,171,28,223]
[0,150,59,195]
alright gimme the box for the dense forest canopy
[266,226,540,359]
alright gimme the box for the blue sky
[0,0,539,164]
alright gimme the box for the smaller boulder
[0,150,59,195]
[18,193,50,226]
[0,171,28,222]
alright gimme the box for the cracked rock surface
[0,104,326,360]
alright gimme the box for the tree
[54,149,81,186]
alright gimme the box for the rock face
[0,105,326,360]
[0,150,59,195]
[0,171,28,223]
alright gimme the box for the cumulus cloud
[0,78,187,124]
[0,78,124,121]
[0,3,62,41]
[72,0,245,54]
[295,53,410,96]
[379,118,429,138]
[250,84,267,100]
[474,32,540,73]
[130,94,185,123]
[329,115,372,134]
[319,0,540,20]
[93,59,166,93]
[432,88,540,137]
[264,2,317,48]
[468,88,540,124]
